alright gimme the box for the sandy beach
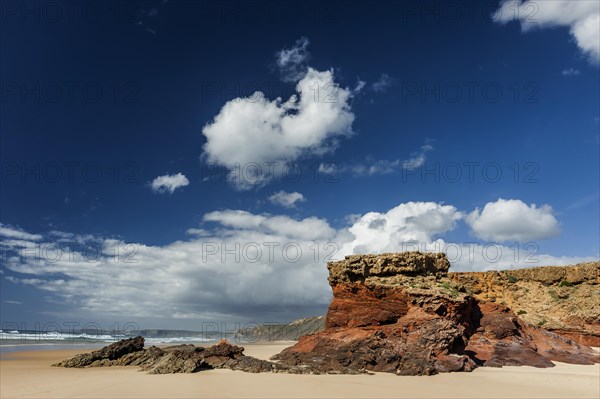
[1,343,599,399]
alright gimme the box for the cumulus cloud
[150,173,189,194]
[202,38,356,190]
[339,202,463,255]
[268,191,306,208]
[466,198,561,242]
[493,0,600,64]
[202,67,355,190]
[2,199,591,325]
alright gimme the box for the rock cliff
[449,262,599,346]
[272,253,599,375]
[235,316,326,342]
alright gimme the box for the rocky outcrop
[54,338,306,374]
[449,262,600,346]
[54,336,145,367]
[235,316,326,342]
[272,253,599,375]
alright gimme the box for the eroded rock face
[449,262,600,346]
[327,252,450,286]
[272,252,600,375]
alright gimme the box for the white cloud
[353,79,366,94]
[203,209,266,229]
[0,224,42,241]
[202,67,355,190]
[402,143,434,171]
[371,73,393,92]
[268,191,306,208]
[150,173,189,194]
[466,198,560,242]
[318,163,337,175]
[562,67,581,76]
[351,158,401,176]
[203,210,335,241]
[493,0,600,64]
[3,300,22,305]
[339,202,463,255]
[572,12,600,63]
[275,37,311,82]
[348,142,434,176]
[185,228,210,237]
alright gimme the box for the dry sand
[1,343,599,398]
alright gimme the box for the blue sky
[0,0,599,330]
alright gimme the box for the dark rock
[53,337,296,374]
[144,348,208,374]
[202,339,244,368]
[225,356,282,373]
[53,336,145,368]
[162,344,200,352]
[117,345,166,367]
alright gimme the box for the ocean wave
[144,336,214,345]
[0,331,215,345]
[0,331,124,342]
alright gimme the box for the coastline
[2,344,599,399]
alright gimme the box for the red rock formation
[273,253,599,375]
[550,329,599,347]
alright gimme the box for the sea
[0,329,227,354]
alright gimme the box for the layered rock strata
[272,253,599,375]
